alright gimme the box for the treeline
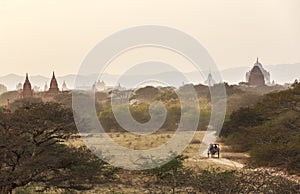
[0,83,283,134]
[221,80,300,174]
[0,83,284,133]
[99,89,211,132]
[98,83,264,132]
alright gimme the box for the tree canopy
[222,81,300,174]
[0,101,116,194]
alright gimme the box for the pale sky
[0,0,300,76]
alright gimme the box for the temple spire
[22,73,33,98]
[48,71,59,93]
[205,70,216,87]
[256,57,259,63]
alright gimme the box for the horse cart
[208,144,220,158]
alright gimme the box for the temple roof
[49,72,59,89]
[23,73,32,89]
[48,71,59,93]
[248,66,265,86]
[22,73,33,97]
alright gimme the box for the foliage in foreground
[0,101,117,194]
[222,80,300,174]
[141,161,299,193]
[137,155,299,193]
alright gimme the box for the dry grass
[19,132,251,193]
[68,131,204,154]
[67,131,237,172]
[67,131,249,173]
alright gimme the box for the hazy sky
[0,0,300,76]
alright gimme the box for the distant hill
[0,63,299,90]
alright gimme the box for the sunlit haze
[1,0,300,76]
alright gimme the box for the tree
[10,97,42,111]
[292,79,298,88]
[221,107,263,137]
[222,85,300,174]
[192,168,300,193]
[133,86,159,101]
[0,84,7,95]
[142,154,191,194]
[0,102,116,194]
[0,91,19,105]
[154,89,178,102]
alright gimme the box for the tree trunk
[0,185,13,194]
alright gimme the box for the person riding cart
[208,144,220,158]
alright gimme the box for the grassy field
[68,131,242,172]
[69,131,204,157]
[19,132,297,194]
